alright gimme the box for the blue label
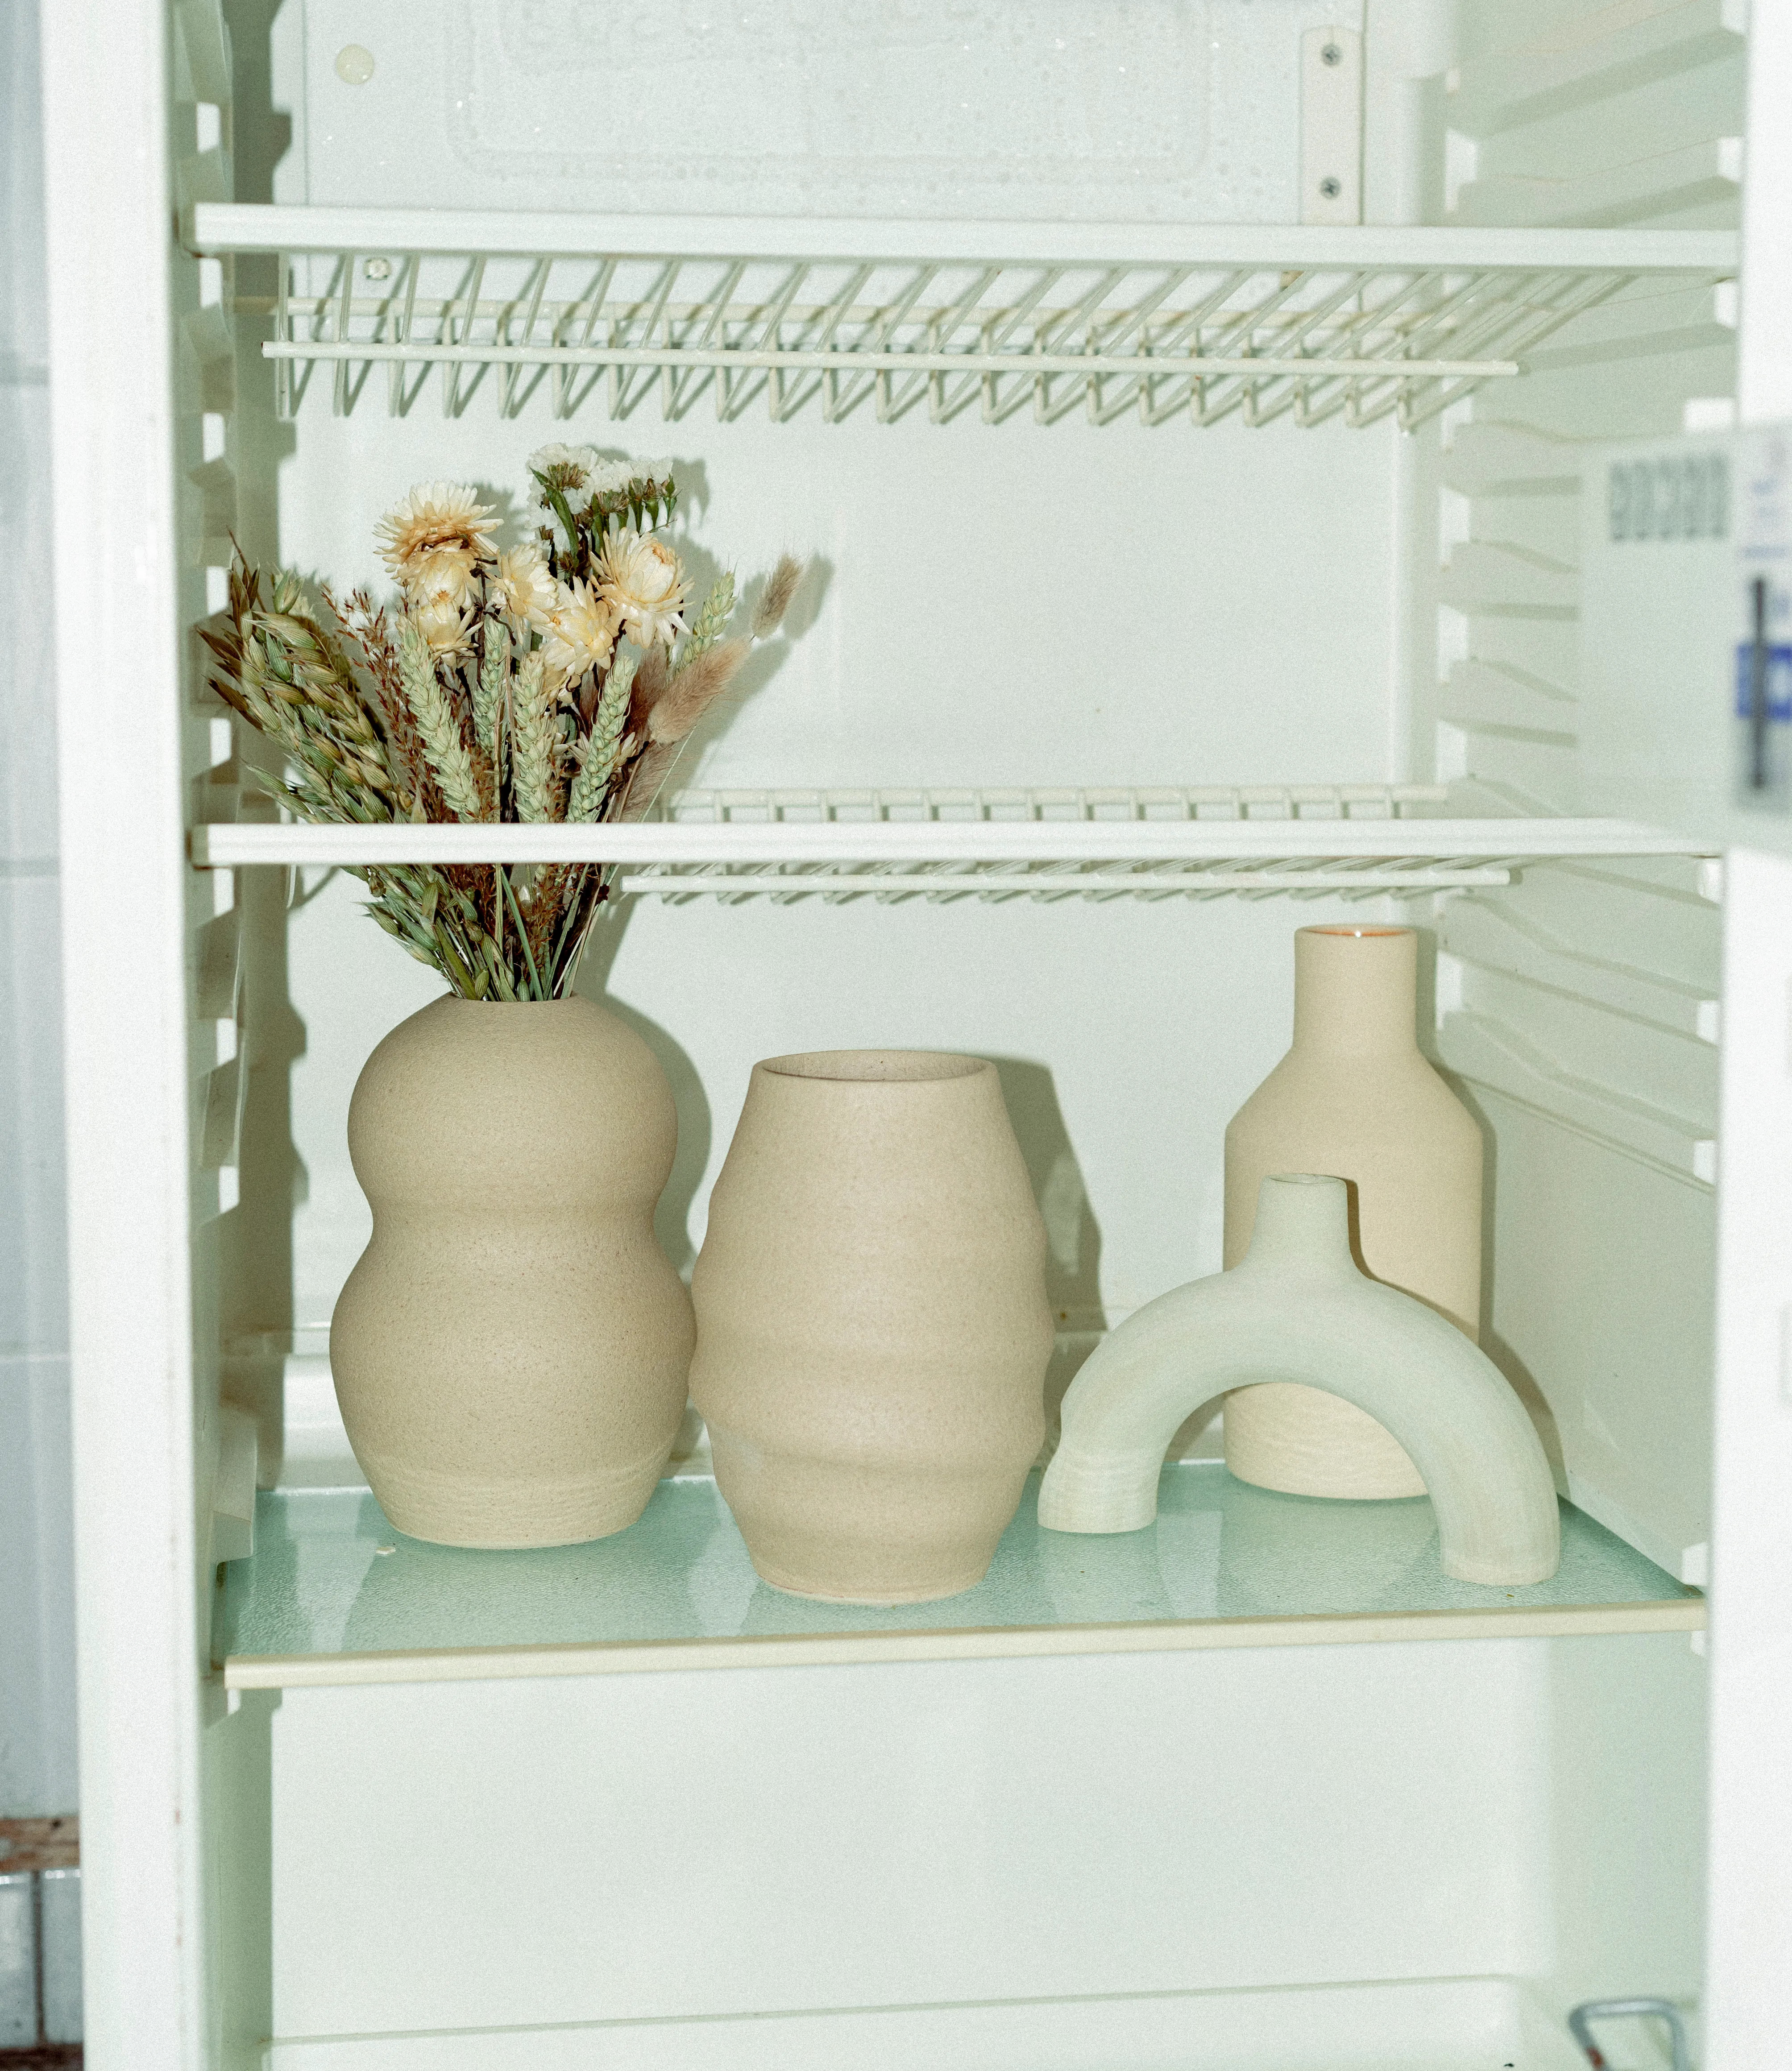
[1735,643,1792,721]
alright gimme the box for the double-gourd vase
[1222,926,1484,1499]
[330,994,696,1548]
[690,1050,1054,1604]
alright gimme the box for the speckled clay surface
[330,994,695,1549]
[1224,928,1485,1501]
[690,1051,1054,1604]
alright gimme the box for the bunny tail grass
[751,554,804,640]
[647,636,748,746]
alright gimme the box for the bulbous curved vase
[691,1050,1054,1606]
[331,994,696,1549]
[1039,1176,1559,1586]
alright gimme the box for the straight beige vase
[330,994,695,1548]
[1223,926,1484,1499]
[690,1052,1054,1604]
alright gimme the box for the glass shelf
[217,1464,1701,1690]
[183,205,1736,431]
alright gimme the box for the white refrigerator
[35,0,1792,2064]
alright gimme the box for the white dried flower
[375,482,497,584]
[584,457,639,497]
[539,579,619,685]
[406,544,478,608]
[490,542,557,632]
[412,591,473,658]
[595,528,691,650]
[528,443,594,503]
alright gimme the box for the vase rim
[432,992,585,1008]
[1299,925,1412,940]
[759,1048,987,1085]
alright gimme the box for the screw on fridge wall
[1321,41,1343,63]
[1319,177,1342,198]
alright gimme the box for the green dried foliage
[473,629,509,768]
[396,619,483,822]
[676,571,736,670]
[510,652,561,825]
[534,469,680,585]
[568,651,635,823]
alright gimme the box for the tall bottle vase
[1222,925,1484,1499]
[330,993,696,1548]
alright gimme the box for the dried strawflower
[596,529,690,650]
[490,542,557,633]
[539,580,620,685]
[376,482,498,584]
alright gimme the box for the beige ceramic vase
[690,1051,1054,1604]
[330,994,695,1548]
[1222,926,1483,1499]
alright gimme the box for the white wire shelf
[189,785,1717,902]
[184,207,1736,432]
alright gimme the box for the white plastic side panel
[263,1646,1551,2039]
[1704,845,1792,2070]
[0,0,78,1827]
[39,0,207,2065]
[1739,0,1792,422]
[232,1628,1707,2052]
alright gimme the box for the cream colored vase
[1223,926,1483,1499]
[690,1051,1054,1605]
[330,994,695,1549]
[1041,1176,1558,1586]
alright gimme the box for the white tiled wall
[1,0,78,1822]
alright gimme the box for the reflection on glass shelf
[218,1465,1700,1688]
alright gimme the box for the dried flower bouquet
[207,447,803,1001]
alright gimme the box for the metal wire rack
[186,207,1736,432]
[189,785,1716,903]
[631,783,1484,900]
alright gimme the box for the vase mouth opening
[439,991,576,1007]
[1302,926,1412,940]
[761,1049,986,1085]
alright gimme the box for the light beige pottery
[690,1051,1054,1605]
[330,994,695,1549]
[1223,926,1483,1499]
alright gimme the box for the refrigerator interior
[149,0,1746,2062]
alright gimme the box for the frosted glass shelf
[183,205,1735,431]
[218,1466,1702,1690]
[190,790,1718,903]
